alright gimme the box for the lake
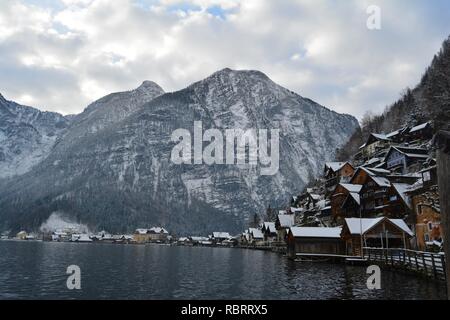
[0,241,446,300]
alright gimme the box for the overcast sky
[1,0,449,119]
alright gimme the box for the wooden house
[330,183,362,224]
[407,166,442,251]
[324,162,355,191]
[407,122,433,142]
[261,222,277,242]
[275,214,295,243]
[351,167,392,217]
[384,146,429,174]
[359,133,392,161]
[341,218,414,256]
[287,227,344,258]
[248,228,264,245]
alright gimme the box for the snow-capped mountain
[0,69,358,234]
[0,93,70,178]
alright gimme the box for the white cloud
[0,0,449,119]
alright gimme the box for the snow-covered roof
[392,183,412,209]
[372,133,389,141]
[325,162,346,172]
[150,227,169,234]
[213,232,231,239]
[135,228,149,235]
[409,122,430,133]
[367,167,391,175]
[340,183,362,193]
[263,222,277,234]
[290,207,303,213]
[310,194,321,201]
[349,192,360,205]
[277,214,295,228]
[289,227,342,239]
[371,175,391,187]
[249,228,264,239]
[344,218,413,236]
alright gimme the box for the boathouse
[287,227,344,259]
[341,218,414,256]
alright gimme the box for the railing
[364,247,446,282]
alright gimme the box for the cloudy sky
[1,0,449,119]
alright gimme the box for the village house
[406,165,442,251]
[341,217,414,256]
[287,227,344,259]
[248,228,264,245]
[324,162,355,192]
[359,133,393,161]
[148,227,169,242]
[212,232,232,244]
[350,167,392,217]
[407,122,433,142]
[133,229,152,243]
[384,146,429,174]
[16,231,28,240]
[275,214,295,243]
[330,183,362,225]
[261,222,277,243]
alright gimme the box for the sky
[0,0,449,119]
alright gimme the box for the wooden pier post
[434,131,450,298]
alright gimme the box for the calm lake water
[0,241,446,300]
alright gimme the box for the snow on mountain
[0,93,70,178]
[0,69,358,234]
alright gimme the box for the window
[390,195,398,202]
[417,205,423,215]
[428,223,433,231]
[424,234,430,242]
[423,171,431,182]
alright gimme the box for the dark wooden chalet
[330,183,362,224]
[287,227,344,258]
[324,162,355,191]
[341,217,414,256]
[384,146,429,174]
[407,122,433,142]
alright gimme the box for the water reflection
[0,241,446,300]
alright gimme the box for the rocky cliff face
[0,69,358,234]
[0,94,70,178]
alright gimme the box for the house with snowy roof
[133,227,170,243]
[330,183,363,225]
[407,122,433,142]
[212,232,232,244]
[275,214,296,243]
[359,133,393,161]
[384,146,430,174]
[287,226,344,258]
[324,162,355,191]
[406,165,442,251]
[261,222,277,242]
[248,228,264,245]
[341,217,414,256]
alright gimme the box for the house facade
[341,218,413,256]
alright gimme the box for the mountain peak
[212,68,270,80]
[136,80,164,94]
